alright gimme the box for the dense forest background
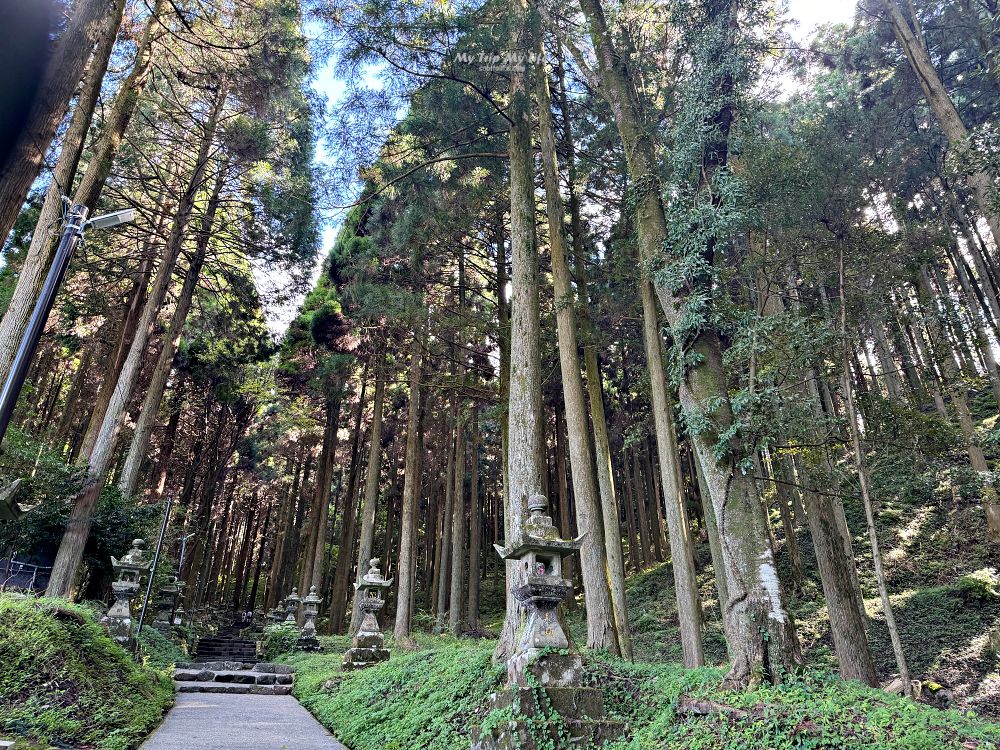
[0,0,999,727]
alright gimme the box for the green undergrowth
[285,634,1000,750]
[586,651,1000,750]
[285,636,503,749]
[0,594,173,750]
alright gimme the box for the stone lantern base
[342,630,389,670]
[470,684,623,750]
[472,648,622,749]
[296,631,322,652]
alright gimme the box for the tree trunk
[0,0,124,380]
[496,0,545,662]
[466,406,482,629]
[118,160,227,497]
[302,387,345,594]
[536,45,619,653]
[641,280,704,665]
[393,329,424,644]
[45,84,226,598]
[434,407,456,630]
[573,0,800,686]
[268,449,303,611]
[915,266,1000,540]
[880,0,1000,247]
[327,378,369,633]
[350,368,386,634]
[840,275,911,692]
[556,49,632,651]
[448,406,467,635]
[693,444,729,613]
[632,447,652,568]
[0,0,116,244]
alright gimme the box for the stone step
[174,682,293,696]
[174,669,293,686]
[176,661,293,673]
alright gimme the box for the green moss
[0,594,173,750]
[135,625,188,671]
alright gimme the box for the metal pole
[0,203,88,445]
[133,496,173,657]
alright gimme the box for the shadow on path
[141,693,348,750]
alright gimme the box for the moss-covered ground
[283,633,999,749]
[0,594,174,750]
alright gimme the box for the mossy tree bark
[497,0,545,661]
[536,38,619,653]
[573,0,800,687]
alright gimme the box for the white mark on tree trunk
[758,550,787,623]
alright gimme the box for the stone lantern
[296,586,322,651]
[267,602,285,624]
[101,539,150,646]
[494,494,582,685]
[472,495,621,750]
[342,558,392,670]
[152,575,182,634]
[284,587,301,624]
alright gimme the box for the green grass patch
[0,594,173,750]
[585,649,1000,749]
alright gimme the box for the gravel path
[141,693,348,750]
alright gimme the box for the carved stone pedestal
[471,685,623,750]
[342,599,389,669]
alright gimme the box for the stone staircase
[174,661,295,696]
[194,633,258,663]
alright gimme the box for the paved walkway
[141,693,348,750]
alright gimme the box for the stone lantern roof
[494,494,583,561]
[354,558,393,592]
